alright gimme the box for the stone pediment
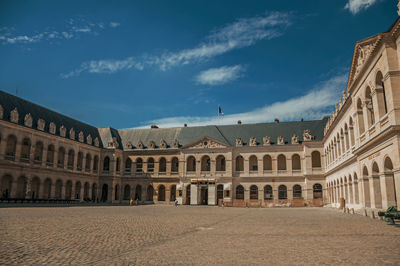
[183,136,229,149]
[348,35,381,87]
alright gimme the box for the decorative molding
[49,122,56,134]
[235,138,243,147]
[303,129,314,141]
[137,140,144,149]
[277,136,284,145]
[148,140,156,149]
[291,134,299,144]
[86,134,92,145]
[160,139,167,149]
[263,136,271,146]
[249,137,257,146]
[37,118,45,131]
[10,108,18,123]
[24,113,33,128]
[78,131,84,142]
[94,137,99,147]
[60,125,66,137]
[173,139,179,148]
[69,128,75,140]
[126,141,133,149]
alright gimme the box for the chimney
[150,125,158,129]
[274,118,279,123]
[184,123,187,127]
[237,120,242,125]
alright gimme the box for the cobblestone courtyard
[1,206,400,265]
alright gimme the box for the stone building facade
[0,14,400,214]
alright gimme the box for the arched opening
[293,185,302,198]
[278,185,287,199]
[5,135,17,160]
[375,71,387,117]
[34,141,43,162]
[186,185,191,205]
[123,184,131,200]
[235,185,244,200]
[170,185,176,201]
[101,184,108,202]
[16,176,27,198]
[365,86,375,127]
[93,155,99,172]
[216,155,226,171]
[67,150,74,170]
[217,184,223,202]
[363,166,371,207]
[76,152,83,171]
[146,185,154,201]
[116,157,120,172]
[372,161,382,208]
[91,183,97,201]
[31,177,40,199]
[249,155,258,171]
[384,156,397,207]
[263,155,272,171]
[264,185,273,200]
[42,178,51,199]
[136,158,143,172]
[292,154,301,170]
[313,184,323,199]
[187,156,196,172]
[65,180,72,200]
[85,154,91,172]
[277,154,286,170]
[75,182,82,200]
[235,155,244,171]
[57,147,65,168]
[357,98,365,134]
[20,138,31,162]
[159,157,166,173]
[312,151,321,168]
[1,175,12,199]
[114,184,119,201]
[103,156,110,172]
[344,124,350,151]
[158,185,165,201]
[135,185,142,201]
[46,144,55,165]
[349,118,355,147]
[84,182,90,200]
[171,157,179,173]
[250,185,258,200]
[55,180,62,199]
[147,158,154,173]
[201,156,210,171]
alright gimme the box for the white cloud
[134,73,347,128]
[196,65,245,85]
[344,0,379,14]
[62,11,291,77]
[110,22,120,28]
[60,57,144,78]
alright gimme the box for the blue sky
[0,0,397,128]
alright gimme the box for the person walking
[129,198,133,206]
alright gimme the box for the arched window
[65,181,72,200]
[292,154,301,170]
[116,157,120,172]
[171,157,179,173]
[34,141,43,162]
[125,158,132,173]
[384,156,393,172]
[264,185,273,200]
[57,147,65,168]
[217,184,224,201]
[170,185,176,201]
[357,98,365,134]
[147,158,154,172]
[159,157,166,173]
[75,182,82,199]
[278,185,287,199]
[67,149,74,170]
[349,118,355,147]
[312,151,321,168]
[55,180,63,199]
[250,185,258,200]
[293,185,302,198]
[135,185,142,200]
[85,154,91,172]
[136,158,143,172]
[114,184,119,200]
[31,177,40,199]
[103,156,110,171]
[201,156,211,171]
[46,144,55,166]
[77,151,83,171]
[277,154,286,170]
[42,178,51,199]
[93,155,99,171]
[372,161,379,175]
[123,185,131,200]
[375,71,387,117]
[365,86,375,127]
[146,186,154,201]
[216,155,226,171]
[20,138,31,162]
[313,183,323,199]
[16,176,27,198]
[158,185,165,201]
[249,155,258,171]
[187,156,196,172]
[263,155,272,171]
[344,124,350,151]
[84,182,90,200]
[1,175,12,199]
[236,185,244,200]
[5,135,17,160]
[235,155,244,171]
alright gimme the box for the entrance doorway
[101,184,108,202]
[200,186,208,205]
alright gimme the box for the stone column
[379,173,396,209]
[360,178,370,207]
[244,158,249,175]
[369,176,382,209]
[166,188,171,203]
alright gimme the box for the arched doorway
[16,176,27,198]
[158,185,165,201]
[31,177,40,199]
[135,185,142,201]
[65,181,72,200]
[42,178,52,199]
[1,175,12,199]
[92,183,97,201]
[170,185,176,201]
[101,184,108,202]
[146,185,154,201]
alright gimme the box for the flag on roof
[218,105,224,116]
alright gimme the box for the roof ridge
[214,125,232,146]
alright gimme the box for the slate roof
[0,90,103,148]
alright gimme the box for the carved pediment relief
[49,122,56,134]
[10,108,18,123]
[187,137,228,149]
[78,131,84,142]
[24,113,33,127]
[303,129,314,141]
[291,134,299,144]
[173,139,179,148]
[137,140,144,149]
[60,125,66,137]
[249,137,257,146]
[160,139,167,149]
[0,105,3,119]
[277,136,285,145]
[86,134,92,145]
[37,118,45,131]
[69,128,75,140]
[148,140,156,149]
[94,137,99,147]
[236,138,243,147]
[126,141,133,149]
[263,136,271,146]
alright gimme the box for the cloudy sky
[0,0,396,128]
